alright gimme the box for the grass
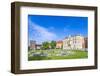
[28,49,88,61]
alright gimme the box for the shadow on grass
[28,56,51,61]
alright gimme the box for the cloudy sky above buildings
[28,15,88,44]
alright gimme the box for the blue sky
[28,15,88,44]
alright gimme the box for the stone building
[30,40,42,50]
[30,40,36,50]
[56,41,63,49]
[63,35,87,50]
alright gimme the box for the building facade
[30,40,41,50]
[36,44,42,50]
[63,35,87,50]
[30,40,36,50]
[56,41,63,49]
[84,37,88,48]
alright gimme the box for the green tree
[50,41,56,49]
[61,45,63,49]
[28,46,30,50]
[42,42,50,50]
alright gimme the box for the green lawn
[28,49,88,61]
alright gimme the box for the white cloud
[28,19,58,44]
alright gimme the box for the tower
[30,40,36,50]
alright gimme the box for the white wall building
[63,35,86,50]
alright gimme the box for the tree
[50,41,56,49]
[61,45,63,49]
[42,42,50,50]
[28,46,30,50]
